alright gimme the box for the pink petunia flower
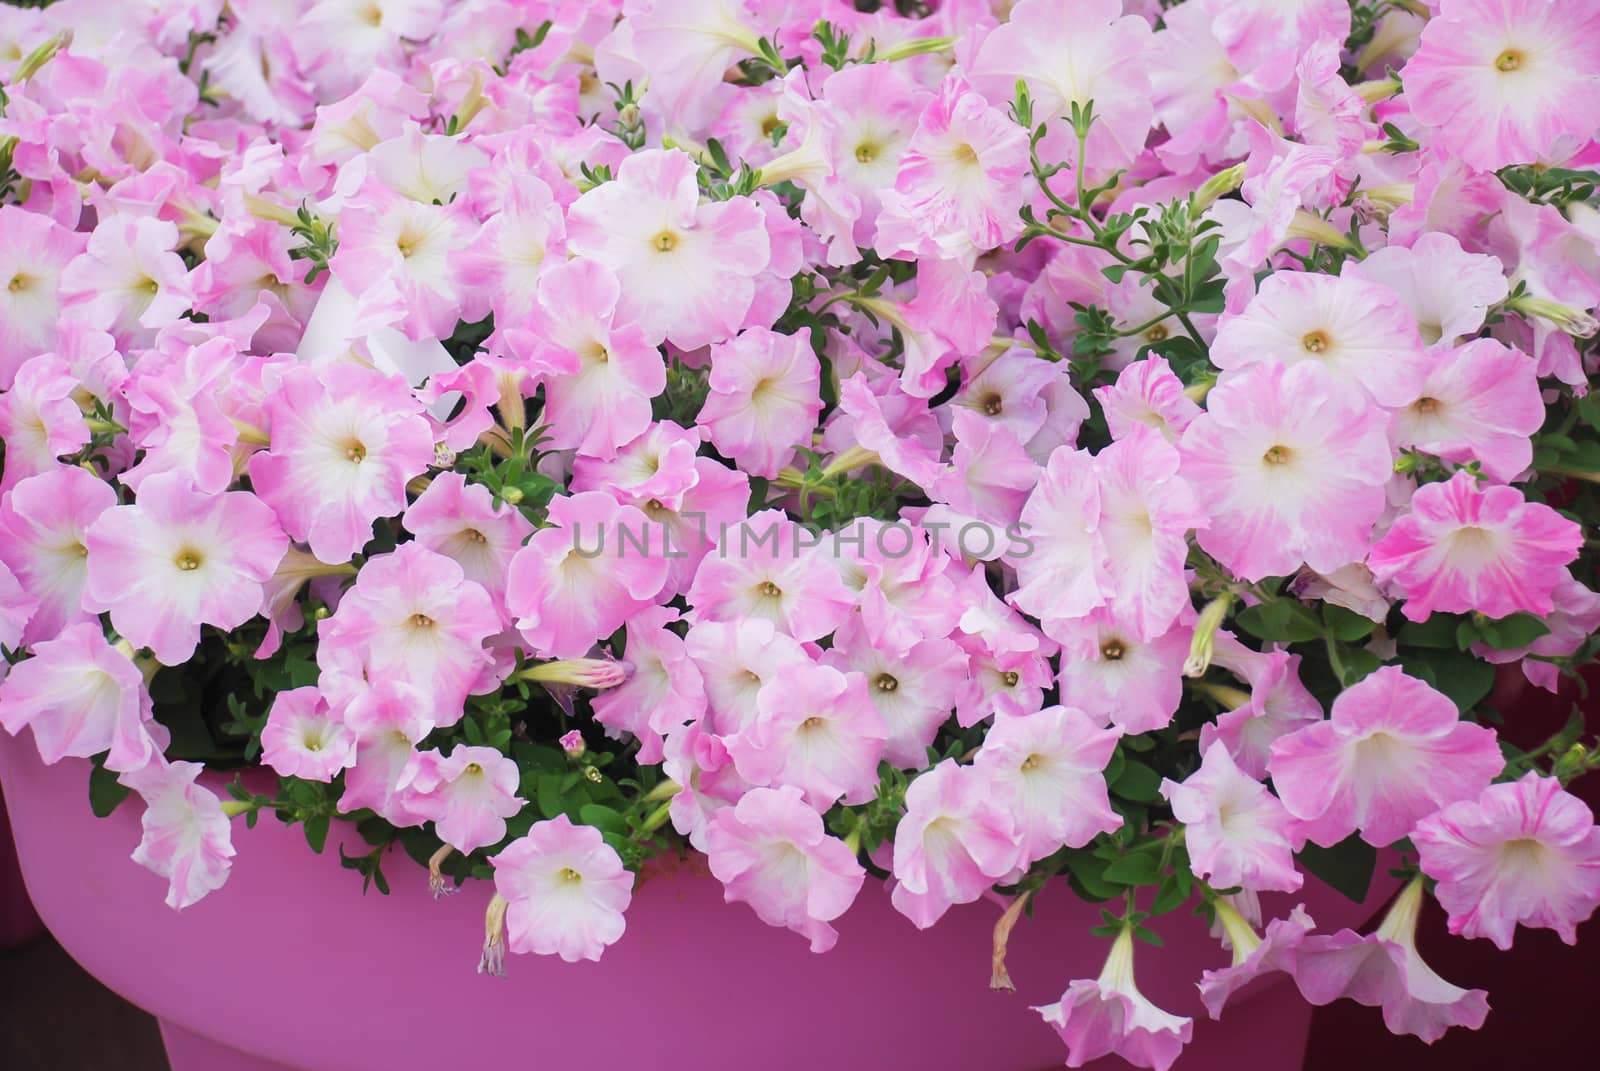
[491,815,635,963]
[1199,645,1324,780]
[706,785,866,953]
[0,354,89,495]
[1369,471,1582,622]
[821,618,968,770]
[591,606,707,764]
[249,362,436,564]
[505,492,669,659]
[59,214,192,349]
[1033,926,1194,1071]
[1268,667,1503,848]
[399,745,525,855]
[1055,613,1192,735]
[83,474,290,666]
[890,759,1020,929]
[1392,340,1543,484]
[1199,902,1316,1019]
[1163,742,1301,893]
[684,618,812,737]
[564,149,772,351]
[1347,233,1509,349]
[1211,271,1427,408]
[1293,878,1489,1043]
[0,467,117,646]
[1179,361,1392,582]
[1093,355,1203,446]
[0,205,84,388]
[975,706,1122,864]
[699,327,822,480]
[318,542,500,726]
[260,686,357,783]
[685,510,854,643]
[727,663,886,811]
[1413,772,1600,950]
[875,75,1028,259]
[119,757,237,910]
[0,622,160,773]
[402,472,533,620]
[328,182,470,341]
[1403,0,1600,172]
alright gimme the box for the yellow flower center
[174,549,203,571]
[652,231,678,253]
[1101,639,1125,661]
[874,673,899,693]
[1495,49,1523,73]
[1263,445,1294,465]
[1301,330,1330,354]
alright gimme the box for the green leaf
[1103,851,1162,886]
[536,774,565,819]
[88,755,132,818]
[1400,649,1495,714]
[1062,850,1122,901]
[1110,760,1163,802]
[1296,834,1377,903]
[1398,613,1462,649]
[1475,612,1551,650]
[303,814,330,854]
[1323,605,1377,642]
[1236,601,1324,644]
[578,804,628,836]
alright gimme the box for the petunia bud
[517,658,631,690]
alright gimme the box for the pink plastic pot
[0,732,1394,1071]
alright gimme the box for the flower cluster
[2,1,1600,1066]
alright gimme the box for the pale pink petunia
[1476,573,1600,692]
[564,149,772,351]
[83,474,289,666]
[0,354,89,494]
[491,815,635,963]
[663,720,749,852]
[620,0,762,133]
[699,327,822,480]
[1163,742,1301,893]
[968,0,1156,175]
[1211,130,1339,275]
[300,0,445,98]
[727,663,886,811]
[400,745,525,855]
[831,373,946,490]
[0,205,85,388]
[260,686,357,783]
[1294,36,1370,155]
[1196,0,1351,93]
[0,467,117,646]
[1392,340,1543,484]
[827,518,963,657]
[1179,361,1393,582]
[1055,613,1192,735]
[1369,471,1582,622]
[119,757,237,910]
[328,182,470,341]
[1347,233,1509,349]
[513,257,665,461]
[1009,445,1109,625]
[1093,355,1203,445]
[890,759,1020,929]
[319,542,499,724]
[1033,927,1194,1071]
[928,410,1039,545]
[685,510,854,644]
[335,681,434,823]
[452,178,566,325]
[1199,645,1324,780]
[505,492,669,659]
[0,562,34,664]
[1199,903,1317,1019]
[1094,428,1206,643]
[591,606,707,764]
[119,337,244,496]
[571,421,703,512]
[874,75,1028,259]
[249,363,436,564]
[1211,271,1427,408]
[706,785,866,953]
[1414,772,1600,950]
[59,214,192,348]
[1293,878,1489,1043]
[1403,0,1600,172]
[1268,667,1503,848]
[402,472,534,619]
[821,619,968,770]
[685,618,812,738]
[0,622,159,773]
[975,706,1122,865]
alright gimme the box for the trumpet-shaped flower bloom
[1163,742,1301,893]
[119,757,237,910]
[699,327,822,479]
[400,745,525,855]
[591,606,707,763]
[0,354,89,494]
[822,619,968,769]
[83,474,290,666]
[0,622,159,773]
[1348,233,1509,349]
[890,760,1020,929]
[1369,471,1582,622]
[1403,0,1600,171]
[1199,903,1317,1019]
[975,706,1122,864]
[249,363,436,564]
[0,467,117,646]
[1392,340,1543,484]
[685,510,854,643]
[402,472,533,619]
[706,785,865,953]
[565,149,772,351]
[1268,667,1503,848]
[1414,772,1600,950]
[1033,927,1194,1071]
[492,815,634,963]
[1180,361,1392,581]
[728,663,886,811]
[0,205,84,388]
[260,686,357,783]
